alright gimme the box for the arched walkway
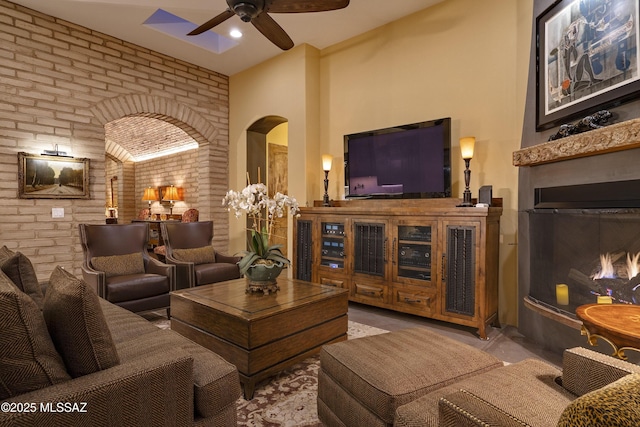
[91,94,230,247]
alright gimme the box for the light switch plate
[51,208,64,218]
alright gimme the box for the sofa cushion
[116,328,241,418]
[43,266,120,378]
[0,270,70,399]
[98,298,161,344]
[1,251,45,309]
[172,246,216,265]
[91,252,145,278]
[557,373,640,427]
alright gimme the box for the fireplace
[528,179,640,316]
[515,118,640,353]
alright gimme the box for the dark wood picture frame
[536,0,640,131]
[18,152,90,199]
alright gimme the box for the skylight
[143,9,238,54]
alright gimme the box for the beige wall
[230,0,534,326]
[230,45,321,262]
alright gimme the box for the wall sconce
[322,154,333,207]
[162,184,180,214]
[142,187,158,215]
[458,137,475,207]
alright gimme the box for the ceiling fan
[188,0,350,50]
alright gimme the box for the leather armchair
[161,221,241,289]
[79,223,176,315]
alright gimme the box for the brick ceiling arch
[105,116,195,162]
[90,94,218,161]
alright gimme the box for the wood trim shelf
[513,118,640,167]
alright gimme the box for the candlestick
[556,284,569,305]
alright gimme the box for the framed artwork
[268,143,289,257]
[18,152,90,199]
[537,0,640,130]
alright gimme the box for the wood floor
[347,302,565,367]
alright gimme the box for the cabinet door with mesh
[444,225,476,317]
[294,219,314,282]
[353,221,386,277]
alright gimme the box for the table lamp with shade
[142,187,158,218]
[322,154,333,207]
[458,137,475,207]
[162,184,180,215]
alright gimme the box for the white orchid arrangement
[222,183,300,274]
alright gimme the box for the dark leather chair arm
[145,258,177,291]
[164,255,196,289]
[80,263,106,297]
[215,252,242,264]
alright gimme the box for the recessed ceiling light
[230,29,243,39]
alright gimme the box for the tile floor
[347,302,565,367]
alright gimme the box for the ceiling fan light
[230,29,243,38]
[233,3,259,22]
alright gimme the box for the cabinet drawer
[393,288,437,315]
[319,276,348,289]
[352,281,388,303]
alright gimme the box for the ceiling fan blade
[188,9,235,36]
[268,0,349,13]
[251,13,294,50]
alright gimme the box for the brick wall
[0,0,230,280]
[135,149,200,219]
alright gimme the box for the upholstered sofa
[0,246,241,427]
[318,327,640,427]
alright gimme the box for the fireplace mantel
[513,118,640,167]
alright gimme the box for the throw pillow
[43,266,120,378]
[172,246,216,265]
[1,252,45,309]
[557,373,640,427]
[0,270,70,399]
[0,245,14,261]
[90,252,145,278]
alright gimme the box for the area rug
[144,313,388,426]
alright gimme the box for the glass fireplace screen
[529,209,640,316]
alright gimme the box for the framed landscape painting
[18,152,90,199]
[537,0,640,130]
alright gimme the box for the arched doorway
[90,94,231,253]
[104,116,199,224]
[246,115,289,256]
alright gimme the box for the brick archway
[90,94,230,249]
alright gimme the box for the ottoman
[317,327,503,427]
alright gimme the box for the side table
[575,303,640,360]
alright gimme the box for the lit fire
[628,252,640,279]
[592,252,640,280]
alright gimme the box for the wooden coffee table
[170,277,349,399]
[576,303,640,360]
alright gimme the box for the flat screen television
[344,117,451,199]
